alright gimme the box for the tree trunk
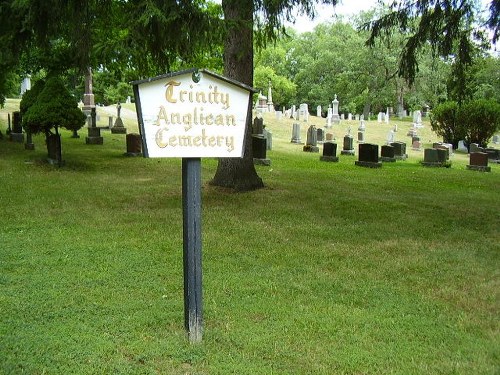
[210,0,264,192]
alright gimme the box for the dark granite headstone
[424,148,439,163]
[125,133,142,156]
[317,128,324,143]
[467,152,491,172]
[47,134,63,166]
[341,134,355,155]
[355,143,381,168]
[421,148,451,167]
[252,117,264,135]
[390,141,407,160]
[10,111,24,142]
[252,135,270,165]
[380,145,396,162]
[320,142,339,162]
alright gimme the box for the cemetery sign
[133,69,253,158]
[132,69,255,343]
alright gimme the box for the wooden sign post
[132,69,255,342]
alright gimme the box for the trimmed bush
[457,99,500,147]
[430,101,463,148]
[22,76,86,136]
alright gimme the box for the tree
[363,0,500,88]
[22,76,86,163]
[457,99,500,147]
[429,101,463,147]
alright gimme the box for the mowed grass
[0,100,499,374]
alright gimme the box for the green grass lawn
[1,100,499,374]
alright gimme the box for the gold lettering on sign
[165,81,181,103]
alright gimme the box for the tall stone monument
[82,67,95,114]
[267,80,274,113]
[331,94,340,125]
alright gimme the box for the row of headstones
[315,141,495,172]
[292,123,394,148]
[4,108,127,149]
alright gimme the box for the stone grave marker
[317,128,324,143]
[380,145,396,162]
[111,102,127,134]
[86,108,104,144]
[469,143,483,153]
[125,133,143,156]
[320,142,339,162]
[341,133,355,155]
[466,152,491,172]
[303,125,319,153]
[421,148,451,167]
[290,123,303,144]
[263,128,272,150]
[10,111,24,143]
[390,141,408,160]
[355,143,382,168]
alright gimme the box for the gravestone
[47,133,63,166]
[267,81,274,113]
[299,103,309,122]
[263,128,273,150]
[457,140,468,153]
[412,139,422,151]
[317,128,324,143]
[386,129,395,145]
[124,133,142,156]
[377,112,383,123]
[421,148,451,167]
[325,133,334,142]
[111,102,127,134]
[469,143,483,153]
[85,108,103,145]
[317,105,322,117]
[413,110,423,128]
[434,144,450,160]
[484,148,499,161]
[331,95,340,125]
[466,152,491,172]
[290,123,303,144]
[355,143,381,168]
[10,111,24,143]
[252,116,264,135]
[20,76,31,96]
[24,131,34,150]
[340,134,355,155]
[82,67,95,113]
[385,107,390,124]
[357,131,364,143]
[275,111,282,120]
[380,145,396,162]
[390,141,407,160]
[320,142,339,162]
[252,134,271,165]
[493,135,499,144]
[303,125,319,153]
[358,120,366,132]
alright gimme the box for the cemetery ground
[1,99,499,374]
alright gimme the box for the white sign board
[133,69,253,158]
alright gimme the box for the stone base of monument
[111,118,127,134]
[319,155,339,162]
[420,161,452,168]
[111,127,127,134]
[303,145,319,153]
[86,127,103,145]
[466,165,491,172]
[380,156,396,162]
[25,143,35,150]
[355,161,382,168]
[10,133,24,143]
[341,149,355,156]
[253,158,271,166]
